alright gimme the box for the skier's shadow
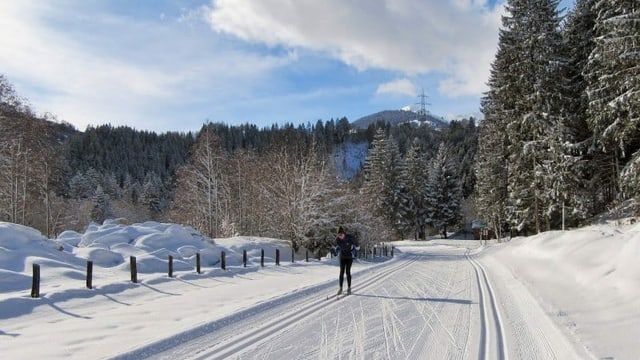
[352,293,473,304]
[0,329,19,337]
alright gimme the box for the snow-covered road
[114,242,587,359]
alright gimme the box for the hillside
[351,109,448,129]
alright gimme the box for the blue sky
[0,0,574,133]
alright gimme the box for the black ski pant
[339,257,353,288]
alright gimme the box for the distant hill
[351,110,448,130]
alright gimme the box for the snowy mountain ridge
[351,109,449,129]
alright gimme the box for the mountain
[351,109,448,130]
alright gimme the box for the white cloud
[0,1,294,131]
[207,0,503,97]
[376,79,416,97]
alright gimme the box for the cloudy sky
[0,0,574,133]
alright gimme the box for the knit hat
[337,226,345,234]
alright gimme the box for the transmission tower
[416,88,430,123]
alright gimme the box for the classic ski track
[402,251,471,360]
[410,257,467,359]
[467,251,508,360]
[162,255,421,360]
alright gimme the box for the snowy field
[1,220,639,359]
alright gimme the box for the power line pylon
[416,88,430,123]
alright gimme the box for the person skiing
[333,226,359,295]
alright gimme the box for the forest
[0,71,478,254]
[476,0,639,236]
[0,0,638,253]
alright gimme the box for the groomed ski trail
[112,242,587,360]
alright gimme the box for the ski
[326,293,339,300]
[326,289,351,300]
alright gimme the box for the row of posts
[30,245,394,298]
[330,244,394,259]
[29,247,307,298]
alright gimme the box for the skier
[333,226,360,295]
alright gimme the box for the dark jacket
[333,233,359,259]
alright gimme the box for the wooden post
[276,249,280,266]
[291,248,294,263]
[130,256,137,283]
[31,263,40,298]
[86,261,93,289]
[221,251,226,270]
[261,249,264,267]
[168,255,174,278]
[391,246,394,257]
[243,249,247,268]
[196,253,201,274]
[305,250,309,262]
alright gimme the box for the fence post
[276,249,280,266]
[261,249,264,267]
[243,249,247,268]
[168,255,174,278]
[391,246,394,257]
[130,256,137,283]
[196,253,201,274]
[221,251,226,270]
[291,248,294,263]
[86,261,93,289]
[305,250,309,262]
[31,263,40,298]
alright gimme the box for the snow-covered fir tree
[475,28,514,235]
[403,138,429,240]
[585,0,640,200]
[425,144,462,237]
[507,0,564,233]
[556,0,598,222]
[91,185,112,224]
[361,128,411,239]
[476,0,566,234]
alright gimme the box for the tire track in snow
[467,251,508,360]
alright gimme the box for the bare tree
[260,146,334,251]
[169,125,229,238]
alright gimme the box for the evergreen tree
[404,138,429,239]
[91,185,112,224]
[555,0,598,224]
[140,172,164,218]
[585,0,640,200]
[475,9,518,235]
[425,144,462,237]
[510,0,564,233]
[361,128,410,239]
[477,0,565,233]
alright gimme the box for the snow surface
[1,219,639,359]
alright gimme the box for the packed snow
[1,219,639,359]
